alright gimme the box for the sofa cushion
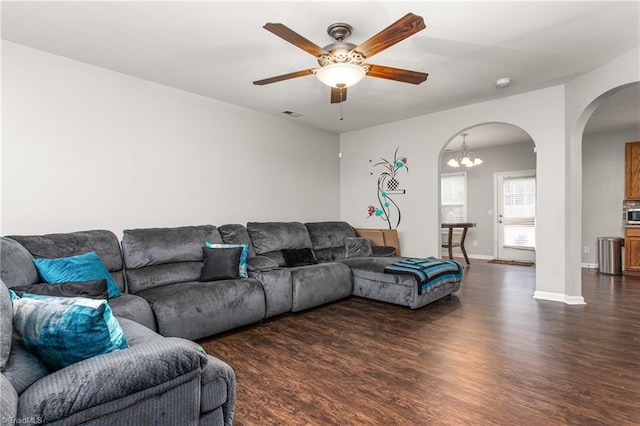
[11,279,108,300]
[0,373,18,422]
[137,279,265,340]
[313,247,347,263]
[199,246,243,282]
[0,280,12,369]
[0,237,38,288]
[290,263,353,312]
[8,230,126,293]
[205,242,249,278]
[218,224,256,257]
[122,225,222,269]
[344,237,374,258]
[247,222,312,255]
[282,248,318,267]
[305,221,357,250]
[122,225,223,293]
[33,252,122,298]
[2,336,49,395]
[246,256,279,272]
[108,293,158,332]
[12,294,128,371]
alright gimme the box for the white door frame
[494,169,536,261]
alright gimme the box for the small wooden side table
[441,223,476,265]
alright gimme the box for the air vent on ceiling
[282,110,302,117]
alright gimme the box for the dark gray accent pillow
[246,256,279,272]
[372,246,396,257]
[11,279,108,300]
[344,237,374,258]
[282,248,318,267]
[199,246,243,282]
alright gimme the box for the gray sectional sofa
[0,221,462,425]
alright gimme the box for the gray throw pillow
[199,246,243,282]
[344,237,373,258]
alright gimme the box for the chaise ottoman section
[341,257,461,309]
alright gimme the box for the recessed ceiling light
[495,77,512,88]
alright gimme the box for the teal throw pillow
[12,293,128,371]
[205,242,249,278]
[33,252,122,298]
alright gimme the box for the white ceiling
[2,1,639,137]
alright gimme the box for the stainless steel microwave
[627,208,640,224]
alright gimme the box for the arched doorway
[567,81,640,301]
[581,83,640,276]
[439,123,537,263]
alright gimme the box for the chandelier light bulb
[447,132,483,168]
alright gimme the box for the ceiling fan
[253,13,429,104]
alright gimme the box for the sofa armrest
[372,246,396,257]
[1,373,18,424]
[17,338,207,423]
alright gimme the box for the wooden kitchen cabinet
[624,227,640,275]
[625,141,640,200]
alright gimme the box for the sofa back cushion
[7,231,125,293]
[305,222,357,262]
[0,237,39,288]
[122,225,222,294]
[246,222,312,266]
[218,224,256,257]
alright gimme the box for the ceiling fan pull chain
[339,86,344,120]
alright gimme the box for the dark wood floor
[199,261,640,425]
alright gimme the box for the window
[441,172,467,223]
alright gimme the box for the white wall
[1,41,341,237]
[582,127,640,265]
[440,141,536,258]
[341,47,639,304]
[340,86,566,299]
[565,47,640,300]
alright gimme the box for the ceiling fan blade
[365,64,428,85]
[330,86,348,103]
[263,23,329,57]
[253,69,315,85]
[353,13,426,59]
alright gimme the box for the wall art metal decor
[367,147,408,229]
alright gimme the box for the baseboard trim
[582,263,598,269]
[533,291,586,305]
[439,251,493,261]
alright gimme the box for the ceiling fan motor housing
[318,23,366,67]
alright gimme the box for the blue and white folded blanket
[383,257,463,295]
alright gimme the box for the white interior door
[496,171,536,262]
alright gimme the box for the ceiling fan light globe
[460,156,472,166]
[316,63,366,88]
[473,158,483,165]
[447,158,460,168]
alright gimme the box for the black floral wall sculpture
[367,147,408,229]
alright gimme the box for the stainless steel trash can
[597,237,623,275]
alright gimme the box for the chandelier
[447,133,483,168]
